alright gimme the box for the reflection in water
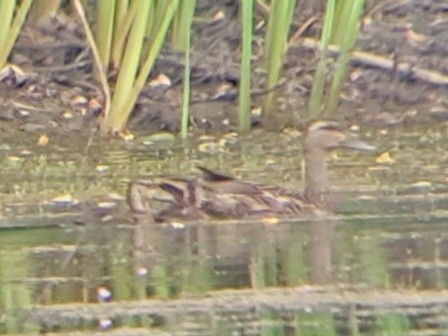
[3,215,448,334]
[132,217,322,295]
[131,216,343,296]
[309,220,336,285]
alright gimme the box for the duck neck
[303,148,332,208]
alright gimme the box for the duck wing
[198,166,261,195]
[159,178,203,207]
[197,166,235,181]
[159,181,188,204]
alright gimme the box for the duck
[127,120,376,221]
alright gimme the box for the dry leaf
[213,11,225,20]
[38,134,49,146]
[149,73,171,87]
[376,152,395,164]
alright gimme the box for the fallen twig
[301,37,448,86]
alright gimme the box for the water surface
[1,125,448,335]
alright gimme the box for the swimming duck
[127,120,376,221]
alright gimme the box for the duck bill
[342,139,377,152]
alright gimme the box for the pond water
[1,125,448,335]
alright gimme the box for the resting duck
[127,121,376,221]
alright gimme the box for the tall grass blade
[73,0,111,124]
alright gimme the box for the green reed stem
[0,0,33,69]
[0,0,15,53]
[180,0,196,139]
[111,0,138,69]
[324,0,365,116]
[28,0,61,24]
[172,0,196,50]
[262,0,296,129]
[108,0,180,133]
[307,0,335,118]
[96,0,116,71]
[105,0,151,132]
[239,0,254,134]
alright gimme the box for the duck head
[304,120,376,153]
[303,120,376,209]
